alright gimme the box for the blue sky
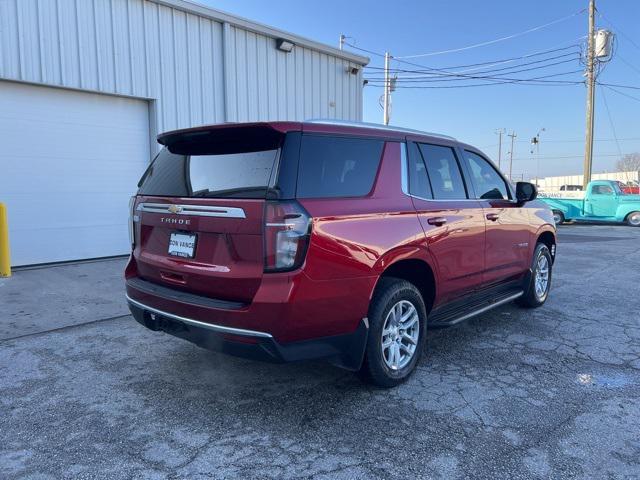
[203,0,640,179]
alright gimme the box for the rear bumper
[127,294,369,370]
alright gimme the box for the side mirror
[516,182,537,203]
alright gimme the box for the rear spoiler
[158,122,301,155]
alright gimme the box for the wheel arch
[371,252,437,314]
[536,229,557,262]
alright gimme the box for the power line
[395,48,581,78]
[364,51,580,79]
[480,137,640,148]
[616,54,640,78]
[343,42,386,59]
[366,70,584,89]
[363,44,581,74]
[597,82,640,91]
[511,153,629,161]
[395,10,585,59]
[600,83,640,103]
[597,11,640,52]
[599,85,624,160]
[364,57,581,83]
[365,52,580,79]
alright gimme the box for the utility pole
[508,131,517,182]
[495,128,505,170]
[339,34,345,50]
[583,0,596,190]
[383,52,391,125]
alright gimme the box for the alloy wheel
[534,255,550,300]
[381,300,420,370]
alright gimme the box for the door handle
[486,213,499,221]
[427,216,447,226]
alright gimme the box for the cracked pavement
[1,224,639,479]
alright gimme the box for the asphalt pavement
[1,225,639,479]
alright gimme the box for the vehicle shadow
[125,302,530,420]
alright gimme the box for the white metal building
[533,171,640,190]
[0,0,368,266]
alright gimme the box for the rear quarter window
[296,136,384,198]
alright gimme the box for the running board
[429,290,523,327]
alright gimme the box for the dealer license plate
[168,232,196,258]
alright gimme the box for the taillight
[264,201,311,272]
[128,196,138,249]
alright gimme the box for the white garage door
[0,81,150,266]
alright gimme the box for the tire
[517,243,553,308]
[626,211,640,227]
[359,277,427,388]
[552,211,565,225]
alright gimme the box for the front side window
[296,136,384,198]
[592,184,614,195]
[465,151,510,200]
[418,144,467,200]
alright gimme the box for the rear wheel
[626,211,640,227]
[517,243,553,308]
[552,211,565,225]
[359,278,427,388]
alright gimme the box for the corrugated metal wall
[0,0,365,153]
[225,25,361,122]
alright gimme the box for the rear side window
[138,148,279,198]
[407,142,432,199]
[296,136,384,198]
[465,150,510,200]
[418,144,467,200]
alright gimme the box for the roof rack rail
[304,119,456,141]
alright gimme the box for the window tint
[407,142,432,199]
[297,136,384,198]
[592,184,614,195]
[465,151,510,200]
[418,144,467,200]
[138,148,279,198]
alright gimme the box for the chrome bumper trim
[126,294,273,339]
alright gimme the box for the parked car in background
[616,181,640,195]
[540,180,640,226]
[560,184,583,191]
[125,121,556,387]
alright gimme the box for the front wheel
[359,278,427,388]
[552,210,565,225]
[517,243,553,308]
[626,211,640,227]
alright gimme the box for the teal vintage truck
[539,180,640,226]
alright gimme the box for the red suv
[125,121,556,387]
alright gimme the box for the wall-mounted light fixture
[348,66,360,75]
[276,38,295,53]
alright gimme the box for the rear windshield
[138,148,279,199]
[297,135,384,198]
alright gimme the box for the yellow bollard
[0,203,11,277]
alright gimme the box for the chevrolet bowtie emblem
[168,204,183,214]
